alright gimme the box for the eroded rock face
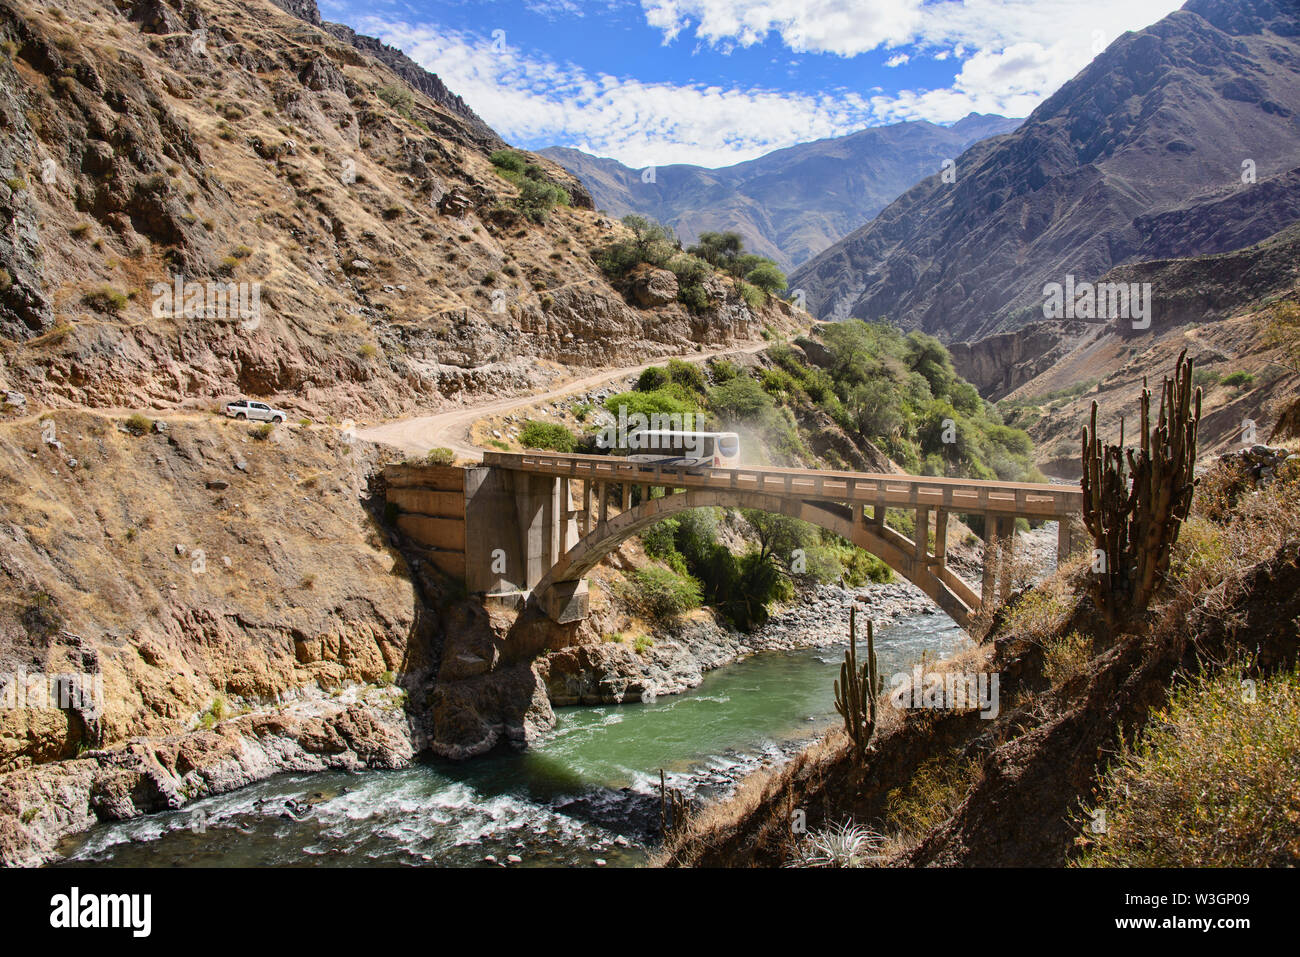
[631,266,677,308]
[0,0,802,419]
[0,412,431,772]
[949,322,1089,399]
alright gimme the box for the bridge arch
[531,487,980,627]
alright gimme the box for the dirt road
[356,340,772,459]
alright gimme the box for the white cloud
[355,0,1185,168]
[360,19,894,167]
[638,0,1183,58]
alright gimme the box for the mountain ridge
[541,113,1021,271]
[789,0,1300,341]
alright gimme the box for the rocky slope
[996,221,1300,475]
[659,455,1300,868]
[0,0,808,865]
[0,0,803,425]
[542,114,1020,272]
[790,0,1300,339]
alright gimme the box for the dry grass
[884,752,984,850]
[1041,631,1092,686]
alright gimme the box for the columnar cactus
[835,606,880,765]
[1081,349,1201,630]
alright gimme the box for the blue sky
[320,0,1184,168]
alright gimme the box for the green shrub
[708,376,774,423]
[666,358,707,395]
[625,565,701,622]
[596,215,677,278]
[82,286,128,314]
[710,358,739,382]
[250,423,274,441]
[518,419,576,452]
[489,149,527,175]
[377,84,414,117]
[637,366,669,392]
[123,413,152,436]
[515,179,569,223]
[738,280,766,310]
[603,387,698,423]
[1222,370,1255,388]
[426,447,455,465]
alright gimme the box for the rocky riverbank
[0,685,415,867]
[535,578,950,708]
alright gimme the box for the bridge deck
[482,451,1081,519]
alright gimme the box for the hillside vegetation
[658,368,1300,867]
[506,321,1039,632]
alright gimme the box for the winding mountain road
[356,339,772,459]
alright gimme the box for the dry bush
[884,753,984,848]
[1041,631,1091,686]
[1077,666,1300,867]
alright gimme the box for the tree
[741,510,817,564]
[709,376,774,423]
[688,231,744,270]
[746,261,787,296]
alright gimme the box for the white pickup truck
[224,398,286,423]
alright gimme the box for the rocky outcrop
[949,322,1090,399]
[631,266,678,308]
[0,688,415,867]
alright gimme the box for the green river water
[59,612,967,867]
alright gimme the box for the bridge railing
[480,450,1082,519]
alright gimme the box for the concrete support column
[915,506,929,563]
[1056,518,1072,568]
[997,516,1015,604]
[981,516,997,610]
[543,579,590,624]
[558,478,570,558]
[934,509,949,567]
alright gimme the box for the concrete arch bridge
[382,452,1082,630]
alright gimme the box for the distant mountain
[540,114,1020,271]
[790,0,1300,342]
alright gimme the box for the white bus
[626,430,741,469]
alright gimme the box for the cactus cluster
[835,606,880,765]
[1081,349,1201,630]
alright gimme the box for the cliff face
[789,0,1300,339]
[948,322,1093,401]
[0,0,801,422]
